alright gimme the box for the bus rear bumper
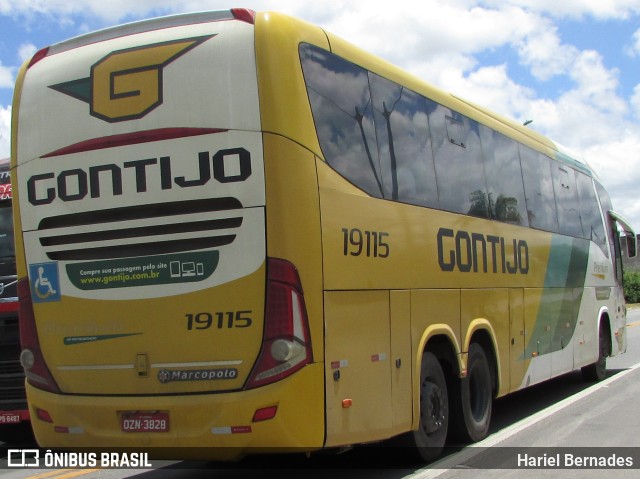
[26,363,325,461]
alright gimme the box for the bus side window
[429,106,489,218]
[596,182,624,284]
[368,72,438,208]
[300,43,384,198]
[519,145,559,233]
[479,126,528,226]
[595,182,616,261]
[552,164,583,237]
[575,172,608,256]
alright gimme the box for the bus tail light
[28,47,50,68]
[245,258,312,389]
[36,407,54,423]
[231,8,256,24]
[17,278,61,394]
[252,405,278,422]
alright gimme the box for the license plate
[121,411,169,432]
[0,414,21,424]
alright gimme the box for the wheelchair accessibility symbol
[29,262,61,303]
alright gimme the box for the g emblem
[50,35,213,123]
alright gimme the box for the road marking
[29,471,67,479]
[29,470,99,479]
[407,359,640,478]
[627,321,640,328]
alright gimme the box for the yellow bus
[11,8,636,462]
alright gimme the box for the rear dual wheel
[406,351,449,463]
[449,343,492,444]
[402,344,493,462]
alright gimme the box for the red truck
[0,157,30,442]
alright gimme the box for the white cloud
[483,0,640,19]
[0,105,10,159]
[516,23,579,81]
[0,0,169,22]
[0,62,12,88]
[0,0,302,24]
[569,50,626,115]
[512,48,628,151]
[18,43,37,63]
[632,84,640,119]
[583,134,640,208]
[626,29,640,57]
[301,1,541,74]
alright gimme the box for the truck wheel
[404,351,449,463]
[449,343,492,443]
[581,325,609,382]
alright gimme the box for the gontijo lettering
[437,227,529,274]
[27,148,251,205]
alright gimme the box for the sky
[1,0,640,231]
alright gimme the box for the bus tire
[449,343,492,443]
[405,351,449,463]
[581,325,609,382]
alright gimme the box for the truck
[0,157,30,442]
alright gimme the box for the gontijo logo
[50,35,214,122]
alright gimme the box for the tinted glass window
[369,73,438,207]
[430,105,488,217]
[552,163,583,237]
[300,44,383,197]
[596,181,616,261]
[300,44,610,245]
[597,182,623,283]
[479,126,528,226]
[520,145,559,232]
[576,172,607,255]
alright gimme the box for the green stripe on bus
[524,236,589,358]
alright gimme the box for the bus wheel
[581,325,609,382]
[449,343,492,443]
[410,351,449,462]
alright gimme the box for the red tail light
[245,258,312,389]
[28,47,50,68]
[17,278,61,393]
[231,8,256,25]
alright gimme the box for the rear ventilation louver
[37,197,242,261]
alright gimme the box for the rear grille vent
[0,359,26,405]
[37,197,243,261]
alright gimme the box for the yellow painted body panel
[461,290,509,396]
[34,268,265,394]
[324,290,392,446]
[508,288,527,393]
[389,290,413,433]
[409,289,462,427]
[26,362,325,457]
[255,12,327,159]
[262,134,325,363]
